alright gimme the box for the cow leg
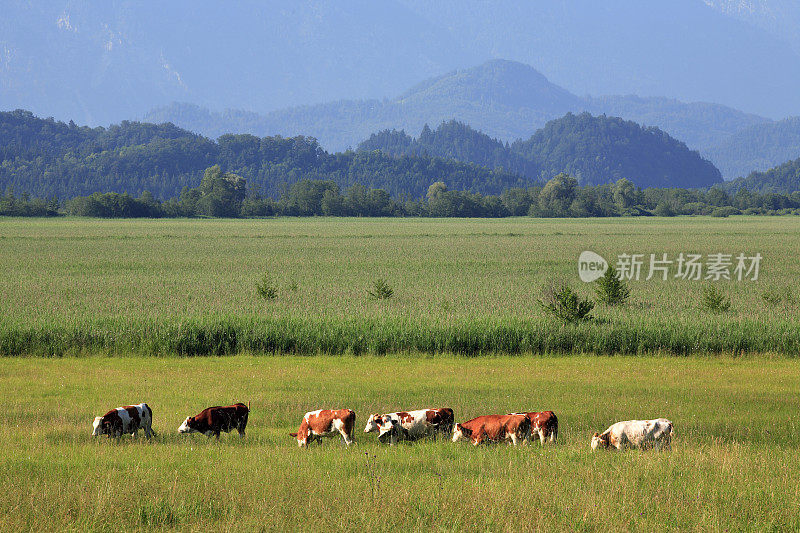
[238,428,245,438]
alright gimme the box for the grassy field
[0,216,798,356]
[1,355,798,531]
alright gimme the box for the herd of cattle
[91,403,675,450]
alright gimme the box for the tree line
[4,167,799,218]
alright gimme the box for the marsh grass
[0,216,798,357]
[0,355,798,531]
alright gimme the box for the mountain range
[3,0,800,125]
[145,60,800,179]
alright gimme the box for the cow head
[364,414,381,433]
[452,423,472,443]
[178,416,196,434]
[591,432,610,450]
[91,416,104,436]
[290,428,310,447]
[377,416,398,443]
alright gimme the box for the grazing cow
[178,403,249,439]
[509,411,558,445]
[452,414,531,446]
[591,418,674,451]
[91,403,154,438]
[291,409,356,447]
[363,408,455,443]
[375,415,402,445]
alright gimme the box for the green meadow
[1,355,798,531]
[1,217,799,531]
[0,216,798,356]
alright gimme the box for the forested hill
[359,115,724,189]
[723,157,800,194]
[357,121,540,179]
[0,110,529,200]
[515,113,722,188]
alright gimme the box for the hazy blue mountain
[0,0,477,126]
[703,0,800,55]
[584,96,768,154]
[397,0,800,118]
[705,117,800,178]
[3,1,800,126]
[145,60,768,158]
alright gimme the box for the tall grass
[1,314,799,356]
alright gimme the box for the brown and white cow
[364,408,454,443]
[291,409,356,447]
[178,403,249,439]
[452,414,531,446]
[591,418,674,451]
[91,403,154,438]
[509,411,558,445]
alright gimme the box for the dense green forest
[358,121,539,178]
[361,115,723,189]
[3,109,799,218]
[0,110,527,200]
[511,113,722,188]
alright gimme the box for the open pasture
[0,216,798,356]
[1,355,799,531]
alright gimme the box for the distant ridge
[360,115,723,189]
[705,116,800,179]
[144,59,769,175]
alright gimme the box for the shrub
[701,284,731,313]
[540,283,594,323]
[594,265,630,305]
[368,278,394,300]
[711,206,740,218]
[652,201,675,217]
[255,274,278,300]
